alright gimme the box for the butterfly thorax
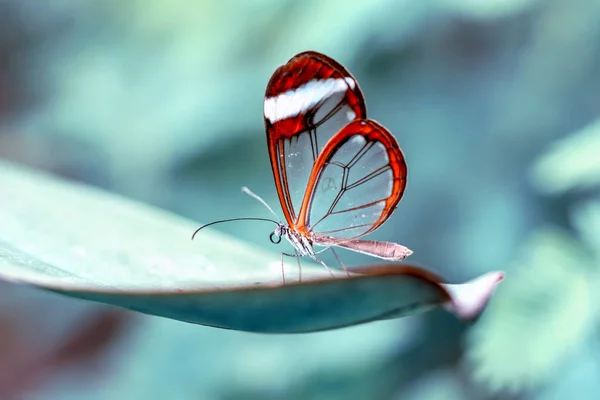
[273,224,315,257]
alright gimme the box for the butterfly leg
[305,247,337,277]
[281,251,303,284]
[309,254,335,277]
[313,247,331,255]
[295,249,302,282]
[283,248,335,279]
[330,248,350,277]
[279,252,286,284]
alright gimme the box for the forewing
[297,119,407,240]
[264,51,366,225]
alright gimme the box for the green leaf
[0,161,502,333]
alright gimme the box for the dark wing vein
[328,198,390,215]
[346,165,390,190]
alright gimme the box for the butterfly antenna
[241,186,279,219]
[191,217,279,240]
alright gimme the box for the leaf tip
[442,271,505,321]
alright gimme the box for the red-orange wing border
[295,119,407,238]
[263,51,367,226]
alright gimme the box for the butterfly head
[269,223,287,245]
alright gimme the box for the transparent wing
[298,119,407,240]
[264,51,366,225]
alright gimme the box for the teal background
[1,0,599,399]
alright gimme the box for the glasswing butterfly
[193,51,412,282]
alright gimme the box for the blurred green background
[1,0,600,399]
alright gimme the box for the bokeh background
[1,0,600,399]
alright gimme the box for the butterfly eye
[270,231,282,244]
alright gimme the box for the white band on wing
[264,77,356,123]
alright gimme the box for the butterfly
[193,51,411,282]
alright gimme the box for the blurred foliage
[466,228,598,393]
[1,0,599,399]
